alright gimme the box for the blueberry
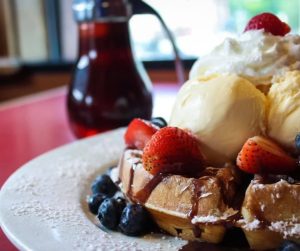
[115,197,127,214]
[118,204,152,236]
[151,117,167,128]
[88,193,107,215]
[97,197,126,230]
[97,198,120,230]
[278,240,300,251]
[91,174,118,197]
[296,133,300,152]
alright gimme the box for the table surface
[0,83,179,251]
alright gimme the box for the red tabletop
[0,83,179,251]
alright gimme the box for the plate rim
[0,128,186,251]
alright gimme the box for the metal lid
[72,0,131,22]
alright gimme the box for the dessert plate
[0,129,186,251]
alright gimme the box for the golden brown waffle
[240,175,300,250]
[118,149,242,243]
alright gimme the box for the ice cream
[189,30,300,87]
[169,75,266,165]
[169,20,300,165]
[267,70,300,152]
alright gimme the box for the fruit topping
[244,12,290,36]
[124,118,159,150]
[151,117,167,128]
[91,174,118,197]
[115,197,127,215]
[278,240,300,251]
[295,133,300,153]
[142,126,204,176]
[237,136,297,174]
[97,198,124,230]
[118,204,152,236]
[88,193,108,215]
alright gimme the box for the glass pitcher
[67,0,184,138]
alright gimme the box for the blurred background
[0,0,299,102]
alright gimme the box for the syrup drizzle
[125,158,167,204]
[188,178,202,238]
[117,152,253,250]
[126,165,135,199]
[120,153,245,241]
[134,173,168,203]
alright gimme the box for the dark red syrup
[67,22,152,138]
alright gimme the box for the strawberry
[142,127,204,176]
[244,12,290,36]
[236,136,297,174]
[124,118,159,150]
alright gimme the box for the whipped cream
[189,30,300,86]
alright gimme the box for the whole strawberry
[142,127,205,176]
[244,12,290,36]
[237,136,297,175]
[124,118,159,150]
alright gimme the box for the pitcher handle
[130,0,186,85]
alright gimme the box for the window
[2,0,299,65]
[130,0,300,61]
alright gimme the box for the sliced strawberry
[124,118,159,150]
[236,136,297,174]
[142,127,204,176]
[244,12,290,36]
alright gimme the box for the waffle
[118,149,242,243]
[239,175,300,250]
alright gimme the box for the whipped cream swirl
[189,30,300,86]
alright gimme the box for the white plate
[0,129,186,251]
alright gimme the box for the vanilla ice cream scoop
[189,30,300,87]
[169,75,267,166]
[268,71,300,152]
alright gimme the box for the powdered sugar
[199,192,212,199]
[269,221,300,238]
[243,219,261,230]
[178,183,190,194]
[191,215,220,224]
[251,182,265,191]
[242,217,300,238]
[125,150,143,171]
[0,129,186,251]
[271,193,276,203]
[191,209,238,224]
[260,203,266,212]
